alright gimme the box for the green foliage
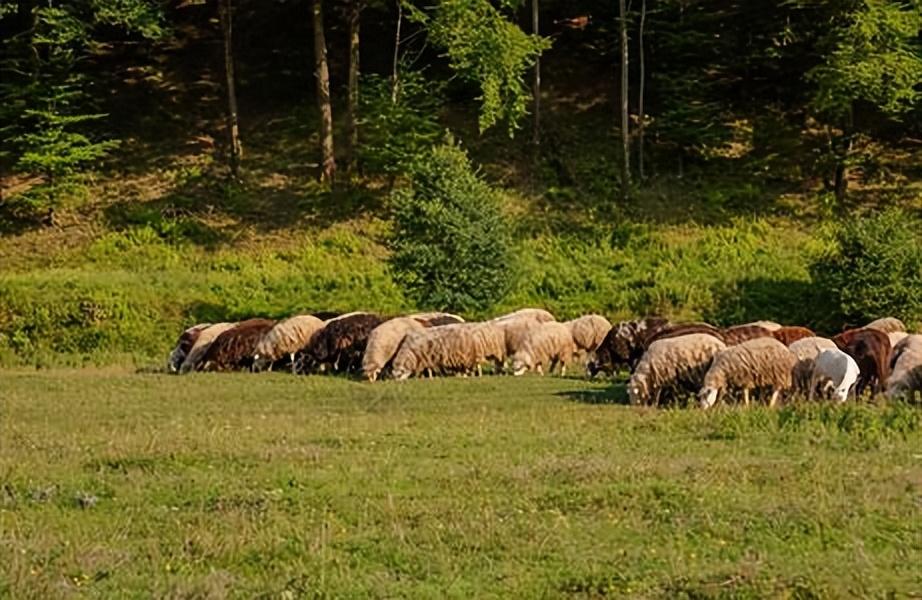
[410,0,549,134]
[808,0,922,120]
[389,141,514,312]
[358,71,442,176]
[811,208,922,327]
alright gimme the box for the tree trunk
[392,0,403,103]
[312,0,336,185]
[346,0,361,177]
[637,0,646,181]
[218,0,242,178]
[618,0,630,202]
[532,0,540,147]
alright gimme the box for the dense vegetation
[1,0,921,367]
[3,372,920,596]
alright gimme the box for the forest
[1,0,921,364]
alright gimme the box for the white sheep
[565,314,613,353]
[491,308,556,324]
[510,322,577,376]
[391,322,505,380]
[698,337,797,409]
[362,317,425,381]
[743,320,783,332]
[253,315,325,372]
[809,348,860,403]
[407,312,466,326]
[787,336,838,393]
[628,333,727,406]
[864,317,906,334]
[886,334,922,399]
[179,322,237,373]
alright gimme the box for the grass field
[1,371,921,598]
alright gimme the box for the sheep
[362,317,426,381]
[200,319,276,372]
[833,328,892,395]
[391,322,505,379]
[565,314,613,354]
[886,334,922,399]
[771,326,815,346]
[864,317,906,334]
[588,316,670,375]
[167,323,211,373]
[407,312,465,327]
[511,322,577,376]
[888,331,908,350]
[491,308,556,324]
[720,324,773,346]
[808,349,860,403]
[494,317,545,357]
[743,320,783,332]
[698,337,797,409]
[628,333,727,406]
[305,313,386,373]
[179,322,237,373]
[644,322,722,348]
[787,336,838,393]
[252,315,325,372]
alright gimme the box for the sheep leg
[743,388,750,407]
[769,389,781,409]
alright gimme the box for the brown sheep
[832,328,892,396]
[720,325,773,346]
[588,316,670,375]
[305,313,386,373]
[200,318,276,372]
[771,326,815,346]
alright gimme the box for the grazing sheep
[886,334,922,398]
[787,336,838,393]
[588,316,670,375]
[408,312,466,327]
[305,313,386,373]
[643,322,722,348]
[565,314,613,354]
[491,308,556,324]
[391,322,505,379]
[808,349,860,403]
[168,323,211,373]
[743,320,783,332]
[771,326,815,346]
[628,333,727,406]
[311,311,342,321]
[200,319,276,372]
[833,328,892,395]
[720,325,773,346]
[698,337,797,409]
[179,322,237,373]
[491,315,548,357]
[362,317,426,381]
[511,322,577,376]
[253,315,325,372]
[865,317,906,334]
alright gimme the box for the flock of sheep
[167,309,922,407]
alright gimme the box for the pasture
[1,370,920,598]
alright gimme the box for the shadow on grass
[556,381,629,405]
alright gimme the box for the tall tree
[618,0,630,201]
[345,0,362,177]
[392,0,403,102]
[218,0,242,179]
[532,0,540,146]
[312,0,336,185]
[636,0,647,181]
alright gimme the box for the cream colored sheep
[253,315,325,371]
[698,337,797,409]
[179,322,237,373]
[787,336,838,393]
[362,317,425,381]
[888,331,908,349]
[491,308,556,324]
[865,317,906,334]
[511,322,577,376]
[743,320,783,332]
[494,317,544,356]
[886,334,922,399]
[391,323,505,380]
[628,334,726,406]
[565,314,612,353]
[407,312,466,326]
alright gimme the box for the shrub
[811,209,922,327]
[388,141,514,312]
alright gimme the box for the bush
[811,209,922,327]
[389,141,514,312]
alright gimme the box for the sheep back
[865,317,906,334]
[771,326,815,346]
[566,314,613,353]
[721,325,773,346]
[201,319,276,371]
